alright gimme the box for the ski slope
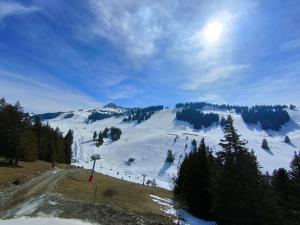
[46,106,300,189]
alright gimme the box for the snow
[150,195,216,225]
[46,107,300,190]
[0,218,97,225]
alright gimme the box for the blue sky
[0,0,300,113]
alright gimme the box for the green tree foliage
[97,132,104,147]
[103,127,109,138]
[284,135,291,144]
[0,98,73,165]
[110,127,121,141]
[176,102,290,131]
[191,139,197,150]
[64,129,73,164]
[174,138,213,220]
[165,149,175,163]
[262,138,270,150]
[93,131,97,141]
[214,115,282,225]
[289,151,300,222]
[123,105,163,123]
[175,115,289,225]
[176,108,219,129]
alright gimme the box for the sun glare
[203,21,223,42]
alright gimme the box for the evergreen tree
[214,115,282,225]
[97,132,104,147]
[93,131,97,141]
[64,129,73,164]
[284,135,291,144]
[289,151,300,222]
[111,127,121,141]
[103,127,109,138]
[19,128,38,162]
[272,168,293,223]
[165,149,175,163]
[190,138,212,219]
[191,139,197,150]
[262,138,270,150]
[174,138,213,220]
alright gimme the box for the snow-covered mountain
[43,105,300,189]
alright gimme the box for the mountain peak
[103,103,120,109]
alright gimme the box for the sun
[202,21,223,42]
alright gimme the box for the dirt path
[0,167,75,218]
[0,167,175,224]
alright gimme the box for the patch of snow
[150,195,216,225]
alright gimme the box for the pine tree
[166,149,175,163]
[191,139,197,150]
[97,132,104,147]
[284,135,291,144]
[174,138,213,220]
[174,153,187,197]
[64,129,73,164]
[289,151,300,222]
[214,115,283,225]
[190,138,212,219]
[272,168,293,223]
[262,138,270,150]
[19,128,38,162]
[93,131,97,141]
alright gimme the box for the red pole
[88,159,96,182]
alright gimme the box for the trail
[0,168,75,218]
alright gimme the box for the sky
[0,0,300,113]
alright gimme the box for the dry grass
[55,169,173,216]
[0,161,67,188]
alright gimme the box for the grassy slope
[55,168,173,218]
[0,161,54,188]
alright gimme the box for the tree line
[123,105,163,123]
[241,106,290,131]
[174,115,300,225]
[176,101,291,131]
[176,108,219,129]
[0,98,73,165]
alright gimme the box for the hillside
[45,105,300,189]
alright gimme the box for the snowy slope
[46,106,300,189]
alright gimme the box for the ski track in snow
[46,107,300,190]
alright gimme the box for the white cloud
[181,64,250,91]
[0,1,38,21]
[106,85,137,100]
[84,0,173,57]
[280,38,300,51]
[0,69,102,113]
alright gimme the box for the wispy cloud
[181,64,250,91]
[280,38,300,51]
[106,85,138,100]
[0,1,38,21]
[84,0,170,57]
[0,69,102,113]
